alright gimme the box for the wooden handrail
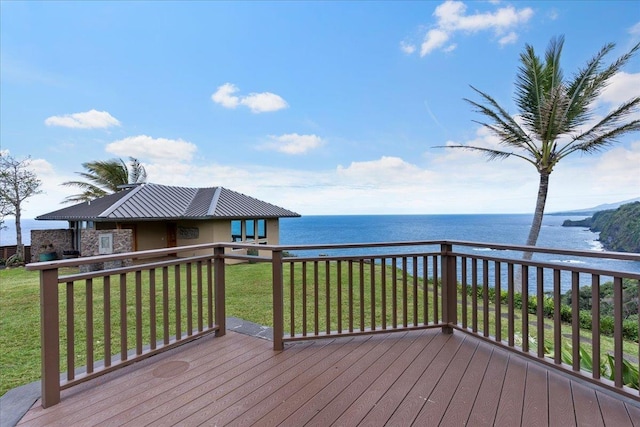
[28,240,640,407]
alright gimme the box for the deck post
[40,268,60,408]
[441,243,456,334]
[272,249,284,351]
[214,245,226,337]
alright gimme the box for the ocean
[3,215,640,283]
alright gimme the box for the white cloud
[407,0,533,57]
[598,72,640,105]
[400,41,416,54]
[630,21,640,35]
[263,133,325,154]
[498,31,518,46]
[44,109,121,129]
[211,82,288,113]
[106,135,197,163]
[421,29,450,56]
[210,83,240,108]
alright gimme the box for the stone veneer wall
[81,229,133,270]
[30,229,73,263]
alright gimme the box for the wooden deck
[18,329,640,426]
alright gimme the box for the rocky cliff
[562,201,640,253]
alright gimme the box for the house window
[257,219,266,239]
[230,219,267,242]
[246,220,255,241]
[231,220,242,242]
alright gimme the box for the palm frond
[465,86,536,154]
[433,144,536,165]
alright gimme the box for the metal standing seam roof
[36,184,300,221]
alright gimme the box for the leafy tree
[62,157,147,203]
[443,36,640,258]
[0,153,43,261]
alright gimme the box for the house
[35,183,300,260]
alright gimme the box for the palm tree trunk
[524,171,550,260]
[515,171,550,293]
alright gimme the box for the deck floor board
[17,329,640,427]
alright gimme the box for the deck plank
[357,332,451,426]
[596,391,633,427]
[228,334,378,427]
[384,333,466,425]
[16,328,640,427]
[303,331,420,426]
[572,380,604,427]
[521,363,549,427]
[547,369,576,426]
[433,340,493,426]
[466,344,510,425]
[493,354,527,426]
[330,329,438,426]
[412,337,479,425]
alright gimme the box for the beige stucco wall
[85,218,283,259]
[135,222,168,251]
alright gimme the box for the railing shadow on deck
[26,240,640,408]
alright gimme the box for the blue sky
[2,1,639,218]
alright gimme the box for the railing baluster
[149,269,156,350]
[536,267,543,357]
[381,258,387,330]
[135,271,142,355]
[553,269,561,365]
[337,261,342,333]
[433,256,439,323]
[402,257,408,328]
[314,261,319,336]
[359,260,365,331]
[290,261,295,337]
[472,259,478,333]
[423,255,429,326]
[613,276,623,387]
[66,281,75,381]
[325,260,331,334]
[495,262,501,342]
[412,256,418,326]
[86,278,94,373]
[163,267,169,345]
[120,273,127,361]
[591,274,600,380]
[507,263,514,347]
[197,261,203,333]
[302,261,307,336]
[174,266,181,341]
[483,259,489,338]
[103,276,111,367]
[348,260,354,333]
[521,266,528,353]
[370,259,376,331]
[391,258,397,328]
[186,263,193,336]
[461,257,467,329]
[571,272,580,371]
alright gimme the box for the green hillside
[563,202,640,253]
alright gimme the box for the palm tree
[62,157,147,203]
[445,36,640,259]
